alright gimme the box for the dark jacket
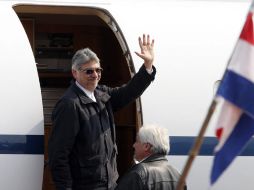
[48,65,156,190]
[115,154,187,190]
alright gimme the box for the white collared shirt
[75,81,96,102]
[134,154,151,164]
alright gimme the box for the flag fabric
[210,2,254,185]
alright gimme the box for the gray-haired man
[115,124,187,190]
[48,34,156,190]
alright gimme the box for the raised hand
[135,34,155,70]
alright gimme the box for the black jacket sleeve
[105,64,156,111]
[48,99,80,190]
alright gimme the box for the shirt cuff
[146,68,153,74]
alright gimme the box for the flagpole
[176,99,217,190]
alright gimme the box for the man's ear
[72,69,77,79]
[144,143,152,153]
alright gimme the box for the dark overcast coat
[115,154,187,190]
[48,65,156,190]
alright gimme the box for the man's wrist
[146,67,153,74]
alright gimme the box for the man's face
[133,136,150,162]
[72,60,102,91]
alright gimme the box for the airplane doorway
[14,5,142,190]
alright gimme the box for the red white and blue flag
[210,2,254,185]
